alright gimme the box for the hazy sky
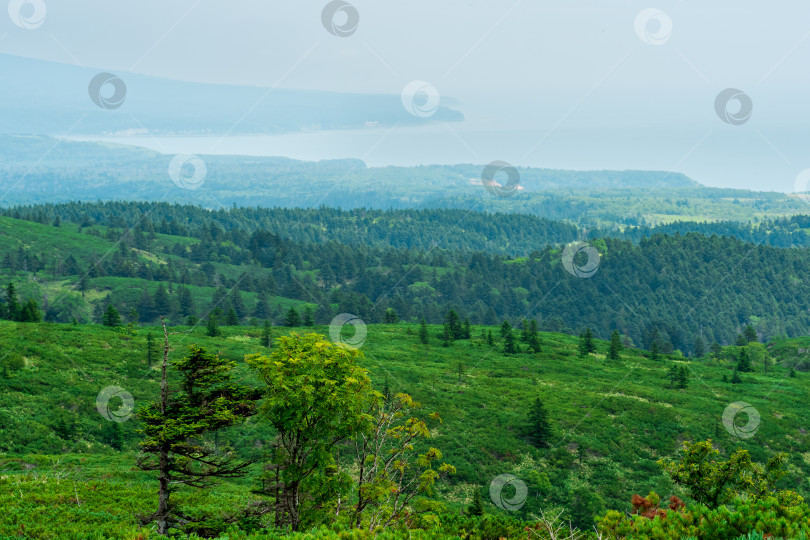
[3,1,810,191]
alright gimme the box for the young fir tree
[284,307,301,327]
[503,329,518,354]
[500,319,512,339]
[667,365,679,388]
[146,331,158,368]
[137,320,258,534]
[524,397,552,448]
[737,348,753,372]
[731,369,742,384]
[468,488,485,516]
[608,330,623,360]
[445,310,463,340]
[419,319,429,345]
[302,305,314,327]
[650,340,660,361]
[462,318,472,339]
[486,330,495,346]
[743,324,758,343]
[206,312,221,337]
[442,324,452,348]
[677,366,689,389]
[224,308,240,326]
[693,335,706,358]
[261,320,272,348]
[102,304,121,327]
[579,328,596,357]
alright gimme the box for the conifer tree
[419,319,429,345]
[608,330,622,360]
[284,307,301,327]
[524,397,552,448]
[468,488,485,516]
[261,320,272,348]
[102,304,121,327]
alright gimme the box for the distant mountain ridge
[0,135,701,210]
[0,54,463,135]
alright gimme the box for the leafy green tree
[419,319,429,345]
[658,440,787,509]
[137,322,257,534]
[524,397,552,448]
[284,307,301,327]
[383,308,398,323]
[608,330,623,360]
[247,333,375,530]
[102,304,121,327]
[351,393,454,530]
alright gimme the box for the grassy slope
[1,321,808,538]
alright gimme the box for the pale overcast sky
[2,1,809,190]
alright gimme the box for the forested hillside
[3,203,810,354]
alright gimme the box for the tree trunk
[157,318,171,534]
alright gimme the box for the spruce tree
[677,366,689,389]
[731,369,742,384]
[137,323,257,534]
[504,330,517,354]
[650,341,660,361]
[284,307,301,327]
[524,397,552,448]
[743,324,758,343]
[468,488,485,516]
[693,335,706,358]
[261,320,272,348]
[102,304,121,327]
[206,312,221,337]
[302,305,314,327]
[608,330,622,360]
[419,319,429,345]
[736,349,753,373]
